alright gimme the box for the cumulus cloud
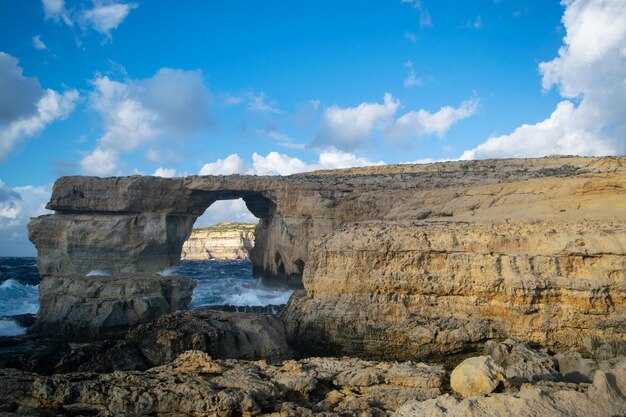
[152,167,176,178]
[199,154,246,175]
[0,52,79,160]
[462,0,626,160]
[314,93,478,150]
[388,97,479,140]
[250,152,312,175]
[80,2,138,37]
[42,0,72,25]
[199,149,384,177]
[41,0,137,39]
[314,93,399,150]
[81,68,211,176]
[0,53,43,125]
[0,181,51,256]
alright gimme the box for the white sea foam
[222,288,293,306]
[158,267,178,276]
[0,319,27,337]
[86,270,110,277]
[190,276,293,308]
[0,279,39,316]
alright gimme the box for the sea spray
[0,318,27,336]
[0,279,39,317]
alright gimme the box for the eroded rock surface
[450,356,505,398]
[33,274,195,340]
[1,341,625,417]
[0,351,447,416]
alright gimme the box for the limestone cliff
[28,156,626,354]
[181,222,255,260]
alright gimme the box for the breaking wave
[0,279,39,317]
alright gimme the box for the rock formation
[27,156,626,358]
[1,341,625,416]
[181,222,255,260]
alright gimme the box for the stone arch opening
[176,190,295,312]
[180,190,276,264]
[182,198,259,261]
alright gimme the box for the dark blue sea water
[0,257,292,337]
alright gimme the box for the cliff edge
[181,222,255,260]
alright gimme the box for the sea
[0,257,293,337]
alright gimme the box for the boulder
[128,308,293,365]
[450,356,505,398]
[33,273,196,341]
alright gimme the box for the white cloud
[81,147,119,176]
[257,128,306,150]
[316,149,385,170]
[314,93,478,150]
[199,154,246,175]
[199,149,384,177]
[41,0,136,39]
[388,97,479,140]
[153,167,176,177]
[32,35,47,50]
[403,60,422,88]
[250,152,312,175]
[247,92,281,113]
[42,0,72,25]
[401,0,432,28]
[314,93,399,150]
[462,0,626,160]
[0,181,52,256]
[81,69,211,176]
[80,2,138,37]
[0,52,79,160]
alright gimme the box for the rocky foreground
[0,309,625,416]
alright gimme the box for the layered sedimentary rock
[33,274,195,340]
[181,222,255,260]
[28,156,626,353]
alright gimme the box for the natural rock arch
[27,157,626,359]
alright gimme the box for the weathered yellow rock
[181,222,255,260]
[450,356,505,398]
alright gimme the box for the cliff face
[281,165,626,360]
[181,222,255,260]
[28,156,626,354]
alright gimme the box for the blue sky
[1,0,625,255]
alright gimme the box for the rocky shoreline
[0,309,624,416]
